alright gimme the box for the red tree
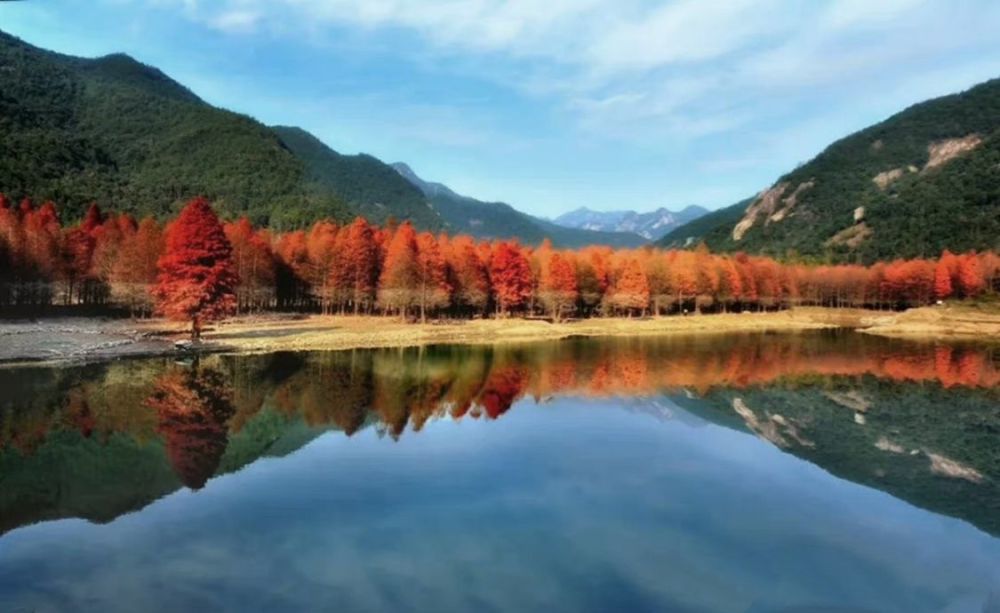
[934,251,955,300]
[608,257,649,315]
[153,198,238,341]
[956,253,985,298]
[378,222,420,318]
[415,231,451,321]
[225,217,275,312]
[305,221,339,312]
[717,257,743,310]
[335,217,379,314]
[489,241,533,315]
[539,251,578,321]
[274,230,310,309]
[114,217,164,316]
[669,250,699,310]
[446,235,490,315]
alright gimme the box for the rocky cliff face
[658,77,1000,262]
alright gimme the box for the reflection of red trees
[5,338,999,457]
[477,366,529,419]
[145,367,235,490]
[63,389,96,439]
[513,341,1000,399]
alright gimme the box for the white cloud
[151,0,1000,150]
[209,9,262,33]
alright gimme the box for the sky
[2,1,1000,218]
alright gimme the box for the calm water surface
[1,331,999,612]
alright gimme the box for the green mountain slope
[392,163,647,248]
[658,78,1000,261]
[0,30,447,229]
[271,126,442,229]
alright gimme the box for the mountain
[271,127,440,229]
[655,199,754,249]
[392,163,647,248]
[0,29,445,229]
[658,78,1000,262]
[671,379,1000,538]
[553,205,708,241]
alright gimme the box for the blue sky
[3,1,1000,217]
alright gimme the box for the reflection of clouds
[2,397,999,612]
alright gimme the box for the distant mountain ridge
[554,205,708,241]
[392,163,648,248]
[658,77,1000,261]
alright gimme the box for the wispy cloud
[209,9,262,34]
[155,0,1000,145]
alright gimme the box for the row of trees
[2,196,999,335]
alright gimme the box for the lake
[1,331,999,612]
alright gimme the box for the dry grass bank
[199,307,874,354]
[4,305,998,365]
[857,303,1000,339]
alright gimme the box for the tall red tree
[153,198,238,341]
[336,217,379,314]
[446,235,490,315]
[539,251,578,321]
[274,230,310,309]
[305,221,339,312]
[378,222,420,318]
[225,217,276,312]
[489,241,533,315]
[415,231,451,321]
[114,217,164,316]
[934,251,955,299]
[608,257,649,316]
[956,253,985,298]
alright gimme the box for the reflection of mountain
[672,381,1000,536]
[1,332,999,537]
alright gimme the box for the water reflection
[0,332,997,541]
[146,367,235,490]
[0,332,999,611]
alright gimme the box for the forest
[1,195,999,327]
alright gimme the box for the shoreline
[1,305,998,366]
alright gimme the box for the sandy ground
[856,303,1000,339]
[0,317,175,364]
[1,305,997,364]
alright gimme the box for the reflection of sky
[1,397,998,613]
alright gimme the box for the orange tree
[153,197,237,341]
